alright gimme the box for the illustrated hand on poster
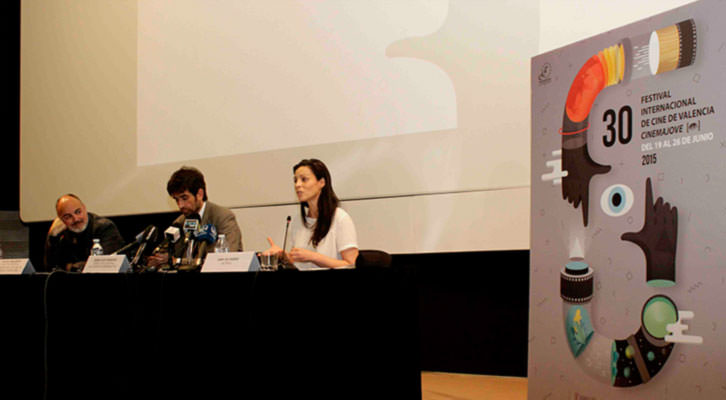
[561,139,611,226]
[621,177,678,287]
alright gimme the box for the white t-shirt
[290,207,358,270]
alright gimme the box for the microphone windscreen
[142,224,155,238]
[194,224,218,243]
[165,226,181,243]
[145,226,159,243]
[133,224,157,244]
[183,218,200,234]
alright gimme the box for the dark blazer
[44,212,125,271]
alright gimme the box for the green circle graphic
[642,296,678,339]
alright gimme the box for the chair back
[355,250,392,269]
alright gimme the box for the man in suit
[147,166,243,267]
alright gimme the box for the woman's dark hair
[167,166,208,201]
[294,159,339,247]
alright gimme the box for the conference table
[0,268,421,399]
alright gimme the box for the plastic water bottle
[215,234,228,253]
[91,239,104,256]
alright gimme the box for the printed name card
[202,251,260,273]
[83,255,131,273]
[0,258,36,275]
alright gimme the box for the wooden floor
[421,372,527,400]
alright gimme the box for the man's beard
[69,220,88,233]
[181,202,201,217]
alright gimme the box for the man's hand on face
[48,218,67,237]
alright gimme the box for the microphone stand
[177,234,197,272]
[279,216,296,270]
[112,239,141,256]
[282,216,291,254]
[177,217,200,271]
[131,242,148,271]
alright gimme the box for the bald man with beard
[44,194,125,271]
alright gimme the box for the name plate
[0,258,36,275]
[202,251,260,273]
[83,255,131,273]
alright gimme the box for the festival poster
[529,0,725,398]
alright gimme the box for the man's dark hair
[167,166,208,201]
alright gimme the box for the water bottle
[215,234,228,253]
[91,238,104,256]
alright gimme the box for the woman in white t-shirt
[266,159,358,269]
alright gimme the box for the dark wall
[403,250,529,376]
[2,1,19,211]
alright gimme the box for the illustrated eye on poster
[600,184,634,217]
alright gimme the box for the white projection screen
[21,0,539,252]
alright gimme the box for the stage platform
[422,372,527,400]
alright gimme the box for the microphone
[181,215,201,265]
[154,225,181,254]
[183,215,201,237]
[282,216,291,253]
[164,225,182,244]
[113,225,155,255]
[279,216,296,270]
[193,224,218,267]
[131,225,159,266]
[151,225,182,269]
